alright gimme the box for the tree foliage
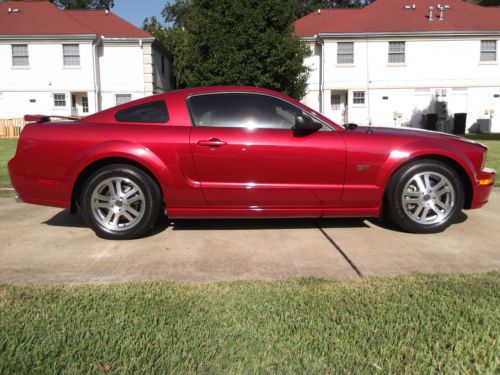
[144,0,310,99]
[49,0,114,9]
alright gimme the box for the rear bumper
[470,168,496,209]
[8,157,69,209]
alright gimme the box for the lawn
[0,138,17,189]
[464,134,500,186]
[1,273,499,374]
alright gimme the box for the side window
[188,93,302,130]
[115,100,168,123]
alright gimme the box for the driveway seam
[315,222,363,278]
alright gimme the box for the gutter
[314,30,500,39]
[0,34,97,41]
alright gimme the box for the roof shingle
[294,0,500,37]
[0,0,151,38]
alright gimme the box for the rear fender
[60,140,172,202]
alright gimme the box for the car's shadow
[43,210,370,233]
[43,209,468,236]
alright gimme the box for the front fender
[376,139,476,195]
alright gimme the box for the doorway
[330,91,348,125]
[71,92,89,117]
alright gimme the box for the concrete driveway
[1,190,499,284]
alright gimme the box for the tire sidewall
[81,164,161,239]
[387,160,464,233]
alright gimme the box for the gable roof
[294,0,500,37]
[0,0,151,38]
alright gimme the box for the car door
[188,92,346,208]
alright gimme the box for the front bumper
[470,168,496,209]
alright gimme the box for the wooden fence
[0,118,25,138]
[0,117,77,138]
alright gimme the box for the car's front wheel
[385,160,464,233]
[81,164,162,239]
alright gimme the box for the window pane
[337,42,354,64]
[12,45,29,66]
[115,100,168,123]
[481,51,496,62]
[389,42,405,63]
[116,94,132,106]
[13,56,29,66]
[63,44,79,55]
[64,55,80,66]
[63,44,80,66]
[188,93,302,130]
[53,94,66,107]
[481,40,496,52]
[353,91,365,104]
[480,40,497,62]
[12,45,28,56]
[331,94,341,110]
[82,96,89,113]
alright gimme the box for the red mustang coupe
[9,86,495,239]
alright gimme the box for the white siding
[0,38,171,118]
[304,36,500,132]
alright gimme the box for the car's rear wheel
[81,164,162,239]
[386,160,464,233]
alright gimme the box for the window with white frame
[82,96,89,113]
[63,44,80,66]
[116,94,132,105]
[353,91,365,105]
[337,42,354,64]
[480,40,497,62]
[53,93,66,107]
[388,41,405,63]
[12,44,29,66]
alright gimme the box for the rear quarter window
[115,100,168,123]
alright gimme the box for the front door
[330,91,347,125]
[71,92,89,117]
[188,92,346,208]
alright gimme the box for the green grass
[1,273,499,374]
[0,138,17,189]
[464,134,500,186]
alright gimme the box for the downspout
[319,36,325,114]
[91,36,101,112]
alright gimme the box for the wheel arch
[70,157,165,214]
[383,154,474,210]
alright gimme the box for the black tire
[80,164,162,239]
[385,159,464,233]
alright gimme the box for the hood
[351,126,487,149]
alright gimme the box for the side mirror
[293,114,322,132]
[343,123,358,131]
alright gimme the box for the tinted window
[188,93,302,130]
[115,100,168,123]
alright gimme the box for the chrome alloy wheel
[401,171,456,225]
[90,177,146,231]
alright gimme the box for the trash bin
[453,113,467,134]
[423,113,438,131]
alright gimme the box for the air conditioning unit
[477,119,492,134]
[435,102,448,119]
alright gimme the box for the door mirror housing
[343,123,358,131]
[293,114,322,132]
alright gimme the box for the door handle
[197,138,227,147]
